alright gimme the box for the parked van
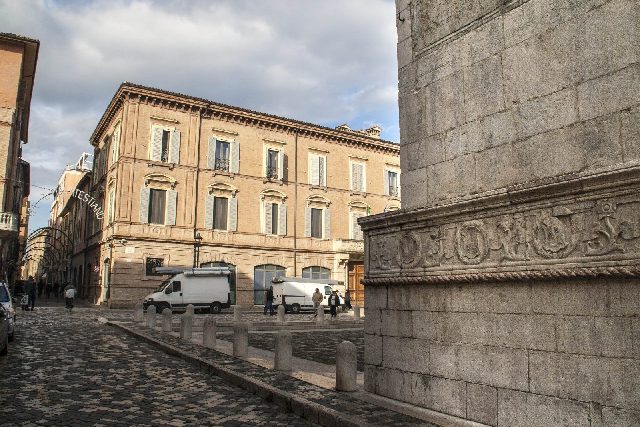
[271,277,339,314]
[143,267,231,314]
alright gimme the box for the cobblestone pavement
[101,308,366,371]
[122,322,434,426]
[0,307,312,426]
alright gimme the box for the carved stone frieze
[361,167,640,282]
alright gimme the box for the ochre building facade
[77,83,399,308]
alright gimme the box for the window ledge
[263,178,285,185]
[309,185,327,192]
[147,161,176,170]
[350,191,367,197]
[213,170,234,178]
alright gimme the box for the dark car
[0,305,9,356]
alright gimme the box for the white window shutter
[139,187,150,223]
[384,170,390,196]
[230,141,240,173]
[310,155,319,186]
[264,202,272,234]
[108,189,115,223]
[277,151,284,180]
[351,163,358,190]
[352,212,364,240]
[229,197,238,231]
[304,207,311,237]
[323,208,331,239]
[278,203,287,236]
[355,164,364,191]
[150,126,163,161]
[319,156,325,186]
[169,129,180,164]
[165,189,177,225]
[205,195,214,229]
[207,137,216,169]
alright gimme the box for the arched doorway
[253,264,285,304]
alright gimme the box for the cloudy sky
[1,0,399,231]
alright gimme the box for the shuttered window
[266,149,279,179]
[150,125,180,164]
[351,162,365,192]
[213,197,229,230]
[148,189,166,225]
[386,170,399,197]
[309,153,326,186]
[311,208,322,238]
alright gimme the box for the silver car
[0,282,15,341]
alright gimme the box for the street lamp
[193,232,203,268]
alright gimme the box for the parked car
[0,305,8,356]
[143,267,232,314]
[0,282,15,341]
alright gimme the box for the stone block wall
[364,280,640,426]
[397,0,640,210]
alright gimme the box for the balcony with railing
[214,158,230,172]
[265,166,279,180]
[0,212,20,233]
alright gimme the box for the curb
[108,321,367,427]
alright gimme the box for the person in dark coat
[25,276,36,311]
[263,286,275,315]
[328,290,340,318]
[45,282,52,299]
[37,278,44,297]
[344,289,352,310]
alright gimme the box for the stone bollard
[134,303,144,323]
[233,305,242,322]
[316,305,325,325]
[186,304,195,316]
[233,321,249,358]
[336,341,357,392]
[274,330,292,372]
[353,305,361,320]
[162,308,172,332]
[277,305,286,323]
[203,317,217,349]
[146,305,157,328]
[180,313,193,340]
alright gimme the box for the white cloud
[0,0,399,230]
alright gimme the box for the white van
[271,277,339,314]
[143,267,231,314]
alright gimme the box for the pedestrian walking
[263,286,275,316]
[328,290,340,318]
[37,278,44,298]
[25,275,36,311]
[344,289,352,310]
[45,282,51,299]
[63,283,76,313]
[312,287,323,317]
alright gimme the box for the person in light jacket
[328,290,340,318]
[312,288,323,317]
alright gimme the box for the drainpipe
[293,130,298,275]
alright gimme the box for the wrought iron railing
[215,158,230,171]
[266,166,279,179]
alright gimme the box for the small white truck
[143,267,231,314]
[271,277,339,314]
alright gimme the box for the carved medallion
[455,222,489,265]
[399,232,422,268]
[532,214,576,259]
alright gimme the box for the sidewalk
[108,320,436,427]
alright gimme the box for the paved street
[0,307,311,426]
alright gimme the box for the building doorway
[253,264,285,304]
[348,262,364,307]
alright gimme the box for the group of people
[263,286,353,318]
[315,288,352,318]
[20,276,77,312]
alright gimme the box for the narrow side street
[0,307,311,426]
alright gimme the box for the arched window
[302,266,331,280]
[253,264,286,304]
